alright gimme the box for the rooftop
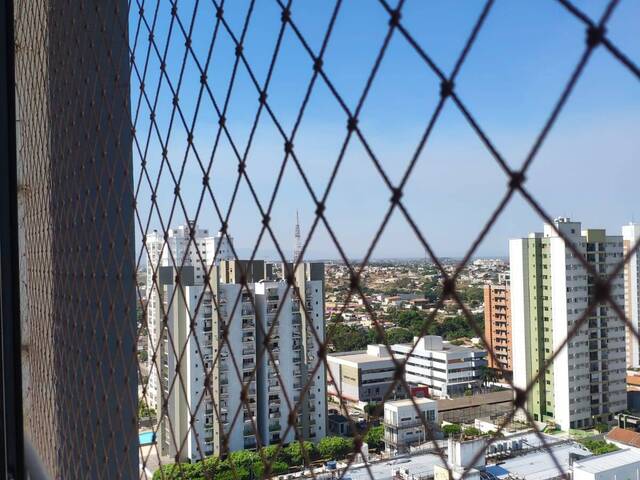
[573,448,640,473]
[385,397,437,409]
[327,344,394,365]
[393,336,486,354]
[490,442,590,480]
[606,426,640,448]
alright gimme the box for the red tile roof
[606,427,640,448]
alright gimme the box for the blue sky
[131,0,639,260]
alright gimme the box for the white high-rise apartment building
[144,223,234,458]
[510,218,627,431]
[623,223,640,368]
[144,224,326,460]
[254,262,327,446]
[145,224,225,412]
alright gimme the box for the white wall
[509,239,529,395]
[550,235,571,430]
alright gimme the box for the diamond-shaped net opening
[11,0,640,479]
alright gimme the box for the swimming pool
[139,431,155,445]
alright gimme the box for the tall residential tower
[144,224,326,461]
[483,273,512,373]
[623,223,640,368]
[144,224,234,458]
[510,218,626,430]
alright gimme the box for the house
[605,426,640,449]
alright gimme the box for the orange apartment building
[483,274,512,373]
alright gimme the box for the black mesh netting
[11,0,640,479]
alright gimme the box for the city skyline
[139,218,640,262]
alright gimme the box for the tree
[396,310,423,329]
[251,458,289,478]
[595,423,609,434]
[385,327,413,345]
[138,399,156,418]
[442,424,462,437]
[390,310,437,338]
[423,278,442,303]
[261,444,289,464]
[285,440,316,465]
[318,436,354,460]
[268,461,289,476]
[364,425,385,450]
[463,427,482,438]
[152,463,197,480]
[225,450,260,470]
[327,323,371,352]
[580,438,619,455]
[460,285,484,308]
[429,314,484,340]
[364,402,383,420]
[214,467,250,480]
[199,456,221,479]
[479,366,500,387]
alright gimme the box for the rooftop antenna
[293,210,302,264]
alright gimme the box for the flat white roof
[385,398,437,408]
[393,341,486,355]
[574,448,640,473]
[493,442,589,480]
[327,351,393,365]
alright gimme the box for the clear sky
[131,0,639,260]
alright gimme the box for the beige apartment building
[327,345,405,409]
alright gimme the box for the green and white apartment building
[510,218,627,430]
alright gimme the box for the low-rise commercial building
[383,398,438,455]
[572,448,640,480]
[327,345,405,409]
[391,336,488,398]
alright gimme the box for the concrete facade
[623,223,640,369]
[383,398,438,454]
[145,226,327,460]
[254,263,327,446]
[572,449,640,480]
[391,336,488,398]
[327,344,405,408]
[14,1,137,475]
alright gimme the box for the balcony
[242,320,255,330]
[244,439,257,450]
[242,361,255,371]
[269,423,281,432]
